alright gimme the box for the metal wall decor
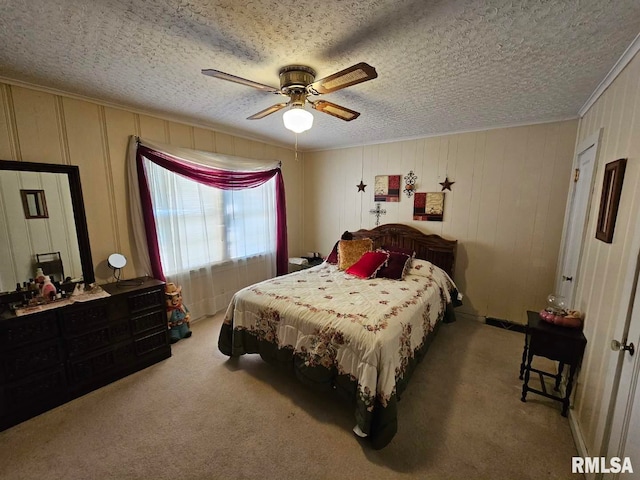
[439,176,455,191]
[369,203,387,226]
[403,171,417,197]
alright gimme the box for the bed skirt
[218,308,454,449]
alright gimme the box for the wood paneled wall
[571,50,640,456]
[303,120,578,323]
[0,82,303,284]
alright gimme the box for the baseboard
[455,311,484,323]
[485,317,526,333]
[569,410,596,480]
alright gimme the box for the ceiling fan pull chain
[295,133,299,162]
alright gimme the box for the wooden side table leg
[521,350,534,402]
[555,362,564,391]
[562,364,577,417]
[519,335,529,380]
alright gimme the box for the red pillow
[376,251,412,280]
[325,241,339,264]
[345,251,389,279]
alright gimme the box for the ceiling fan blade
[247,103,288,120]
[201,69,279,93]
[310,100,361,121]
[308,62,377,94]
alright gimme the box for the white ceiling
[1,0,639,151]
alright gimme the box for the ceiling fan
[201,62,377,133]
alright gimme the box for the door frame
[555,128,602,301]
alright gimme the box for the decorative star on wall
[439,177,455,191]
[357,180,367,192]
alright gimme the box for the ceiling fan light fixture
[283,107,313,133]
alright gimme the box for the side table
[288,257,323,273]
[520,310,587,416]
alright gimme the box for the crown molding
[0,76,295,152]
[306,116,579,153]
[579,32,640,117]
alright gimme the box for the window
[144,159,277,276]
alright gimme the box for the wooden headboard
[350,223,457,278]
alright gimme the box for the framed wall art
[413,192,444,221]
[20,189,49,219]
[595,158,626,243]
[374,175,401,202]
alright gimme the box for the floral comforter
[218,260,457,448]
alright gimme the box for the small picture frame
[595,158,626,243]
[20,189,49,219]
[374,175,401,202]
[413,192,444,221]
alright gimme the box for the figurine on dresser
[165,282,192,344]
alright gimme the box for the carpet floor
[0,314,582,479]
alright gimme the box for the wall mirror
[0,160,94,295]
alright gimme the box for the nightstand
[288,257,323,273]
[519,310,587,416]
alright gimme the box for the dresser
[0,278,170,431]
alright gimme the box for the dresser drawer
[67,341,135,385]
[61,301,109,335]
[0,312,58,349]
[134,329,169,356]
[0,338,63,382]
[2,365,67,409]
[129,287,164,314]
[530,331,585,364]
[131,310,166,335]
[66,319,131,357]
[106,286,164,320]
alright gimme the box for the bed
[218,223,459,448]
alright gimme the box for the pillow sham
[338,238,373,270]
[376,251,412,280]
[382,244,415,262]
[325,241,339,264]
[346,251,389,279]
[406,258,436,277]
[325,231,354,264]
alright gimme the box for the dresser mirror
[0,160,94,297]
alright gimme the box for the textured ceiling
[0,0,639,151]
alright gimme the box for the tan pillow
[338,238,373,270]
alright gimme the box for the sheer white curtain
[135,140,279,321]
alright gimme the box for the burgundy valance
[135,144,288,281]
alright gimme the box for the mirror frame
[0,159,95,285]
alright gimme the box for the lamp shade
[283,107,313,133]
